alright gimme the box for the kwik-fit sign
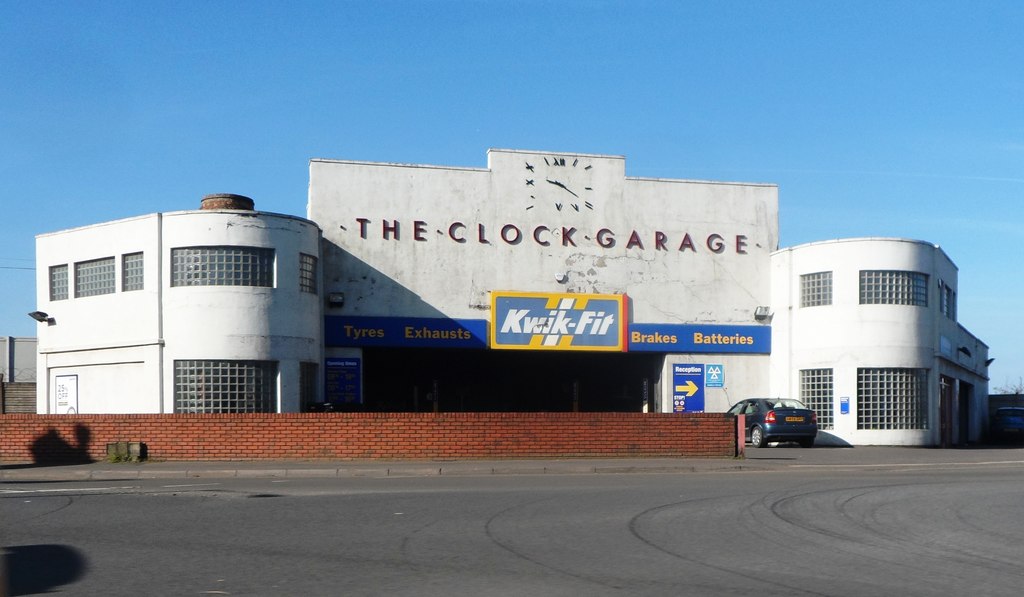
[490,291,627,351]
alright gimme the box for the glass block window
[800,368,834,430]
[859,270,928,306]
[299,253,318,294]
[171,246,274,287]
[173,360,277,413]
[49,264,68,301]
[857,368,929,430]
[939,280,956,321]
[122,252,144,291]
[800,271,833,307]
[75,257,116,298]
[300,361,318,408]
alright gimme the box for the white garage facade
[33,194,322,414]
[28,150,991,446]
[771,238,988,446]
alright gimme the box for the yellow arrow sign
[674,380,699,397]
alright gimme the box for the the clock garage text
[352,218,750,254]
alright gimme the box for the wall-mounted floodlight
[753,306,772,321]
[985,357,995,367]
[957,346,972,358]
[327,292,345,308]
[28,311,54,324]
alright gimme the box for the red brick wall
[0,412,738,462]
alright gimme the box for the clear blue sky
[2,1,1022,388]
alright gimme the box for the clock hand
[546,179,579,198]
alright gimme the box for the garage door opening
[350,348,664,413]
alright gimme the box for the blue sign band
[629,323,770,353]
[325,316,488,348]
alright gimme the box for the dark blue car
[991,407,1024,443]
[727,398,818,448]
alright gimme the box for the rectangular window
[857,368,929,430]
[49,264,68,301]
[122,252,144,291]
[939,280,956,321]
[300,361,319,409]
[171,246,274,287]
[799,368,834,430]
[800,271,833,307]
[75,257,116,298]
[173,359,277,413]
[299,253,318,294]
[859,270,928,306]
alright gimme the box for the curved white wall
[35,208,322,414]
[771,238,988,446]
[160,210,322,412]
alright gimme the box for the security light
[28,311,52,323]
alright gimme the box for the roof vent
[200,193,254,211]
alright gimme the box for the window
[857,368,929,430]
[299,253,318,294]
[800,369,834,429]
[939,280,956,320]
[300,362,319,408]
[859,270,928,306]
[800,271,832,307]
[49,264,68,301]
[171,246,274,287]
[122,252,144,291]
[75,257,116,297]
[173,360,277,413]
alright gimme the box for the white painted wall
[34,209,322,413]
[310,149,779,411]
[771,238,989,446]
[160,211,323,412]
[45,346,155,413]
[311,150,777,324]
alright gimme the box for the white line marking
[0,486,138,494]
[791,460,1024,469]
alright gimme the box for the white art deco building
[33,194,322,414]
[771,238,988,446]
[29,151,991,446]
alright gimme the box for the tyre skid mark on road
[763,482,962,586]
[483,496,633,591]
[626,490,833,597]
[850,483,1024,576]
[763,481,1024,592]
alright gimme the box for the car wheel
[798,437,814,448]
[750,426,768,448]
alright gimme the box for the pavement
[5,444,1024,481]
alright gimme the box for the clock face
[524,156,595,212]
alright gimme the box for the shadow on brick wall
[29,424,93,465]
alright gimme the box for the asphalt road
[4,446,1024,596]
